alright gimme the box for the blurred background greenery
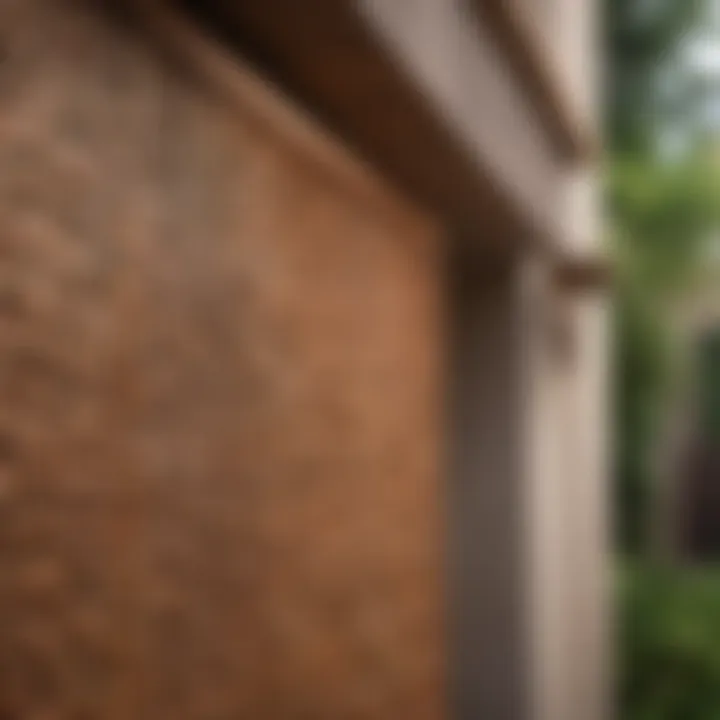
[609,1,720,717]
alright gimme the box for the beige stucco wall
[522,262,609,720]
[450,254,608,720]
[450,261,530,720]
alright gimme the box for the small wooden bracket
[552,252,613,293]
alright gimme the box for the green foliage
[610,155,720,294]
[606,0,705,156]
[698,331,720,440]
[610,153,720,551]
[606,0,720,551]
[614,283,670,549]
[610,3,720,717]
[620,563,720,719]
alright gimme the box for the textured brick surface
[0,1,445,717]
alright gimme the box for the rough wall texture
[0,1,445,717]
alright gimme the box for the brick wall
[0,1,445,717]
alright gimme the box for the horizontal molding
[473,0,599,163]
[160,0,554,250]
[126,0,600,261]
